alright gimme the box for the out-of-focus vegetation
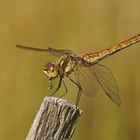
[1,0,140,140]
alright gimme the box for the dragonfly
[16,34,140,106]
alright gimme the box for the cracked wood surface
[26,97,83,140]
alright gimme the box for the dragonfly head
[43,62,59,89]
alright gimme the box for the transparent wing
[16,45,74,57]
[89,63,121,106]
[46,47,74,57]
[71,66,99,97]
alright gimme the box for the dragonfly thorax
[58,55,79,76]
[64,59,77,75]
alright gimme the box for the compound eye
[43,62,55,72]
[48,66,54,72]
[43,62,58,79]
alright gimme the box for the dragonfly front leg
[68,76,82,106]
[50,76,63,96]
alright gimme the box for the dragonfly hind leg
[68,77,82,106]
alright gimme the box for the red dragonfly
[16,34,140,106]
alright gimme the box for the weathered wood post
[26,97,83,140]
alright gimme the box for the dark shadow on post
[26,97,83,140]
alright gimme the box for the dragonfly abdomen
[83,49,110,65]
[108,34,140,54]
[83,34,140,65]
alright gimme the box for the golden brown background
[1,0,140,140]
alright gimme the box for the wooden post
[26,97,83,140]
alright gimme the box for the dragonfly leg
[68,77,82,106]
[59,80,68,97]
[76,88,81,106]
[50,76,63,96]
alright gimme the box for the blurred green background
[1,0,140,140]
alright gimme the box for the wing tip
[113,95,122,107]
[116,99,121,107]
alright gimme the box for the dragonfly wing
[47,48,74,57]
[73,66,99,97]
[47,47,73,55]
[89,63,121,106]
[16,45,74,58]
